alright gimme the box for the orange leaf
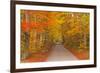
[21,21,29,32]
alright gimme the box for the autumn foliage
[20,10,90,62]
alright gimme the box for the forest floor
[22,44,89,63]
[67,48,89,60]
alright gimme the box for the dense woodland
[20,10,90,62]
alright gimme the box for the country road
[47,44,77,61]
